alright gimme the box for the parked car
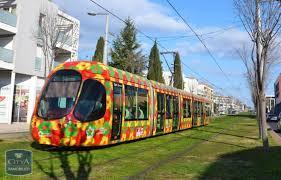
[278,112,281,121]
[276,120,281,133]
[267,113,278,121]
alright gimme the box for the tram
[31,61,211,147]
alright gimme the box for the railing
[0,47,13,63]
[35,57,42,71]
[0,9,17,27]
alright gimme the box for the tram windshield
[37,70,82,119]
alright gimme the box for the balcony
[0,9,17,27]
[58,33,72,47]
[37,28,72,48]
[0,47,13,63]
[35,57,42,71]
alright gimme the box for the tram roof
[52,61,210,103]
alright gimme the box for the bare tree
[36,6,79,78]
[234,0,281,149]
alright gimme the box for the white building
[183,76,199,95]
[265,95,275,113]
[0,0,80,124]
[213,95,245,115]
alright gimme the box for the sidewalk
[0,123,30,134]
[267,122,281,145]
[0,123,30,140]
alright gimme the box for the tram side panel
[180,96,193,130]
[116,83,152,142]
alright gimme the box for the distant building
[183,76,199,95]
[274,74,281,114]
[265,95,275,113]
[0,0,80,124]
[213,94,245,115]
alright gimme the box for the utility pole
[103,14,109,65]
[160,51,177,86]
[88,12,109,65]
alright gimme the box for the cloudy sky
[54,0,281,106]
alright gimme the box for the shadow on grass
[31,142,93,179]
[199,146,281,179]
[174,132,246,148]
[206,124,255,133]
[193,128,259,140]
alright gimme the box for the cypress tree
[92,36,104,62]
[110,18,146,74]
[147,41,164,83]
[173,52,184,89]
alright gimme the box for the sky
[53,0,281,107]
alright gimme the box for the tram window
[137,88,148,120]
[74,79,106,121]
[183,99,191,118]
[187,100,191,117]
[113,83,122,120]
[157,93,165,113]
[200,102,204,115]
[173,97,179,114]
[198,102,201,115]
[166,95,173,119]
[37,70,81,119]
[125,85,137,120]
[193,101,198,115]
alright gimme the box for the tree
[234,0,281,150]
[110,18,146,74]
[36,6,79,79]
[147,41,165,83]
[173,52,184,89]
[92,36,104,62]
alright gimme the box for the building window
[74,79,106,121]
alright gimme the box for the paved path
[0,123,30,139]
[267,121,281,145]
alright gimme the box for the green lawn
[1,114,281,179]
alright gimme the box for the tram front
[31,66,108,147]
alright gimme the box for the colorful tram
[31,61,211,147]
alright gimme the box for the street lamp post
[88,12,109,65]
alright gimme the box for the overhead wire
[165,0,233,84]
[88,0,247,104]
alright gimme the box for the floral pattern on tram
[31,61,152,146]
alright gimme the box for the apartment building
[213,95,245,115]
[0,0,80,124]
[265,95,275,113]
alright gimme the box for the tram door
[156,93,165,133]
[172,96,179,131]
[111,83,123,140]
